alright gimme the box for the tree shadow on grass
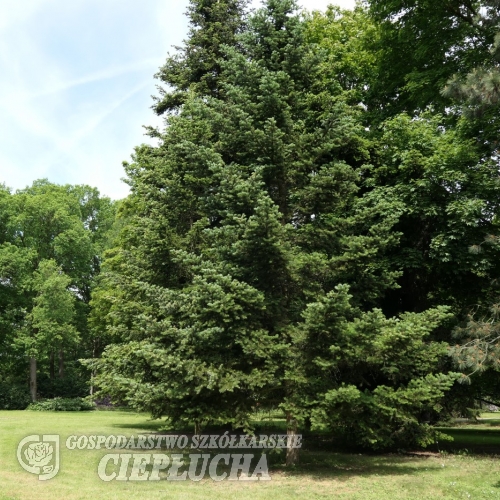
[110,420,176,432]
[268,450,444,482]
[131,449,444,482]
[433,427,500,455]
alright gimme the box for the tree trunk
[49,351,55,381]
[29,357,37,402]
[194,421,201,436]
[58,349,64,378]
[286,412,299,466]
[90,339,97,396]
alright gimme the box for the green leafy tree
[16,260,78,401]
[304,5,379,106]
[364,112,500,317]
[0,181,112,399]
[366,0,497,121]
[442,1,500,152]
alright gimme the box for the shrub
[26,397,95,412]
[94,395,115,408]
[37,370,89,399]
[0,383,31,410]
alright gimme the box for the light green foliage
[0,180,114,397]
[18,259,78,359]
[26,397,95,411]
[364,112,500,315]
[6,181,94,284]
[304,5,378,104]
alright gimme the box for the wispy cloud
[0,0,183,198]
[40,80,152,164]
[28,59,162,99]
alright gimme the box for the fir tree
[90,0,460,460]
[153,0,249,114]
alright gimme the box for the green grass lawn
[1,410,500,500]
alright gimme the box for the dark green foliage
[37,368,89,399]
[0,383,31,410]
[26,397,95,412]
[451,303,500,377]
[365,112,500,316]
[153,0,249,114]
[89,0,460,450]
[292,290,459,448]
[442,2,500,152]
[367,0,496,120]
[361,0,500,417]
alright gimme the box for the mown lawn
[0,410,499,500]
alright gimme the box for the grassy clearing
[0,410,499,499]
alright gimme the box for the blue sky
[0,0,355,200]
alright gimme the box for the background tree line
[0,181,115,406]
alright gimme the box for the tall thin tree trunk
[286,412,299,466]
[58,349,64,378]
[194,421,201,436]
[49,351,55,381]
[90,340,97,396]
[29,357,37,402]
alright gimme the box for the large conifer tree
[90,0,459,457]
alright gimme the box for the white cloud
[0,0,48,33]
